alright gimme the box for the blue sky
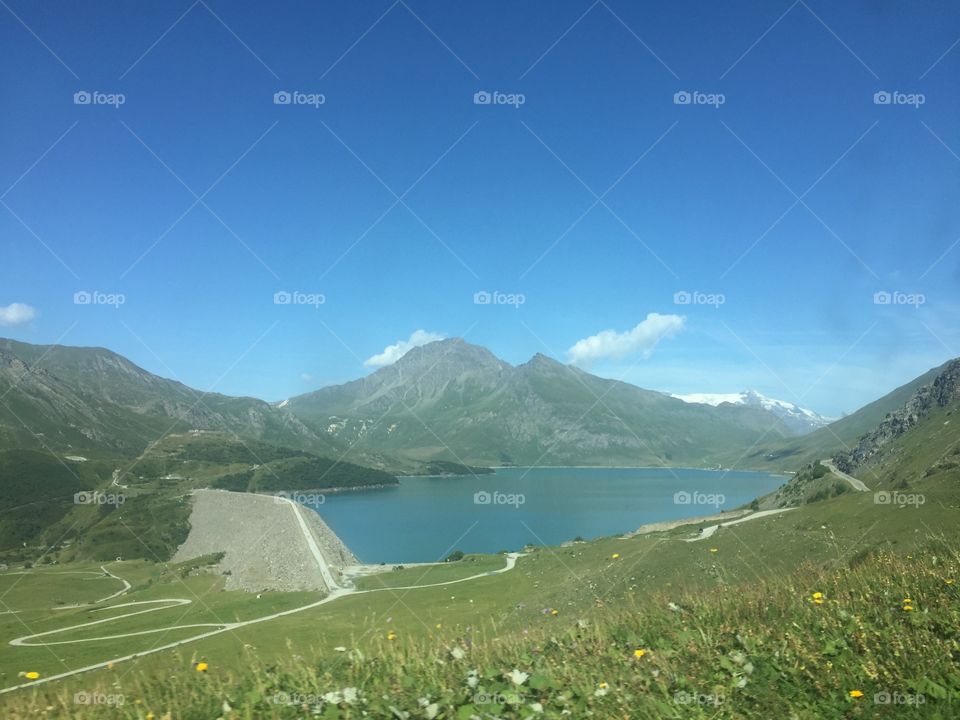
[1,0,958,417]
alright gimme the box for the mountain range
[0,335,950,473]
[670,390,832,434]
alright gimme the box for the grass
[2,540,958,718]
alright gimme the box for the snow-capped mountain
[671,390,832,435]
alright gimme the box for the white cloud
[0,303,38,327]
[300,372,313,382]
[364,329,445,368]
[568,313,684,366]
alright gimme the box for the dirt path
[2,542,522,693]
[821,458,870,492]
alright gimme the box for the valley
[0,342,958,717]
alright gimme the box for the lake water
[305,467,786,563]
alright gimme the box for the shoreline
[488,465,791,476]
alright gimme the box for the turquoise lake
[305,467,787,563]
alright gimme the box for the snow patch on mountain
[671,390,832,434]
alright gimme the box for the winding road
[2,545,522,694]
[821,458,870,492]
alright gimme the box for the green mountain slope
[285,338,798,467]
[0,338,384,466]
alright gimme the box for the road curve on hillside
[821,458,870,492]
[683,507,798,542]
[2,553,523,695]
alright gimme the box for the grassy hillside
[1,465,958,717]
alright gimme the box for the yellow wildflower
[633,648,647,659]
[194,662,208,673]
[849,690,863,698]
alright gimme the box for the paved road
[821,458,870,491]
[683,507,798,542]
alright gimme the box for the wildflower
[387,631,397,641]
[450,646,466,660]
[19,671,40,680]
[435,623,442,629]
[902,604,914,612]
[508,669,529,686]
[550,609,559,616]
[709,548,718,553]
[598,681,608,689]
[945,579,955,585]
[849,690,863,698]
[633,648,647,659]
[194,662,208,673]
[811,592,824,605]
[611,553,620,559]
